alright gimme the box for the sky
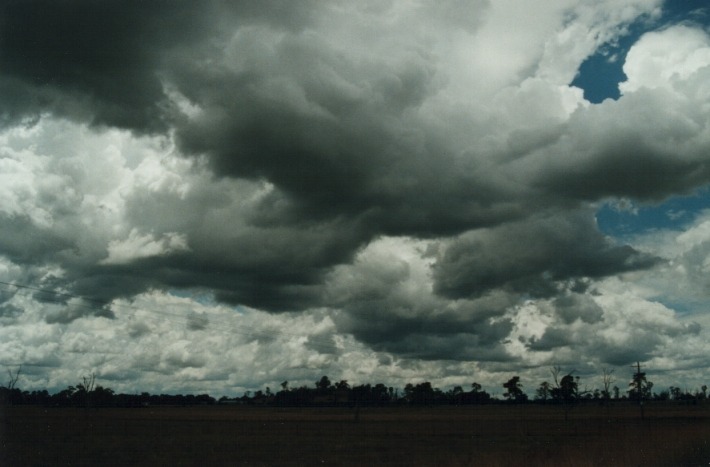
[1,0,710,397]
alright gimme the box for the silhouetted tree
[316,375,332,392]
[670,386,681,400]
[404,382,440,405]
[461,382,491,404]
[656,389,670,401]
[335,380,349,390]
[629,362,650,419]
[449,385,464,404]
[552,374,578,403]
[503,376,526,402]
[628,362,650,402]
[372,383,389,405]
[535,381,551,403]
[92,386,115,407]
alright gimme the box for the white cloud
[621,25,710,94]
[101,229,189,265]
[676,215,710,250]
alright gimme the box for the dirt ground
[2,403,709,466]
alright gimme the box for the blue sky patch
[572,1,709,104]
[596,187,710,238]
[584,1,710,240]
[571,24,647,103]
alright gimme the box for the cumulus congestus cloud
[1,0,710,393]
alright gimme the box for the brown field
[2,403,709,466]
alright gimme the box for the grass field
[2,404,709,466]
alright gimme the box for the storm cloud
[2,0,710,394]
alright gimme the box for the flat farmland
[2,404,709,466]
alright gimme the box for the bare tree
[601,367,615,402]
[2,365,22,406]
[6,365,21,391]
[77,372,97,407]
[81,372,96,393]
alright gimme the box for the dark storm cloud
[0,0,186,130]
[0,0,498,314]
[0,215,74,265]
[0,0,317,130]
[339,315,515,361]
[553,293,604,324]
[433,210,660,300]
[0,0,521,316]
[378,332,514,362]
[169,25,517,236]
[119,183,371,310]
[0,0,702,373]
[527,327,572,351]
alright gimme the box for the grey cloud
[335,300,515,361]
[525,88,710,202]
[170,34,455,230]
[44,299,114,324]
[326,247,518,360]
[0,303,22,324]
[186,311,209,331]
[527,327,572,351]
[0,1,543,318]
[433,210,660,300]
[168,25,525,239]
[0,285,19,305]
[590,336,660,366]
[520,294,704,368]
[0,215,75,265]
[0,0,184,131]
[2,0,708,372]
[127,321,152,339]
[163,352,206,370]
[553,293,604,324]
[376,331,514,362]
[0,0,319,131]
[305,333,338,355]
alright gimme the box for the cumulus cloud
[101,230,189,265]
[325,237,516,361]
[433,210,659,299]
[620,25,710,94]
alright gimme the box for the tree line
[2,365,708,408]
